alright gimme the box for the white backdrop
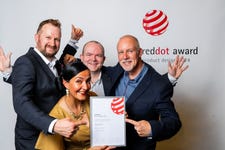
[1,0,225,149]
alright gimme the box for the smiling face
[80,41,105,73]
[63,69,91,101]
[117,35,143,75]
[35,23,61,60]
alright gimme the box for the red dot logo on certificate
[111,97,125,115]
[142,10,169,36]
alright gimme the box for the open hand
[0,46,12,72]
[168,55,189,79]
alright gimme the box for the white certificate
[90,96,126,147]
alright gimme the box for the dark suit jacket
[97,66,113,96]
[54,47,181,150]
[11,46,76,150]
[108,63,181,150]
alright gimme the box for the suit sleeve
[59,44,77,65]
[3,75,12,84]
[11,56,54,132]
[35,104,65,150]
[162,73,177,87]
[149,79,181,141]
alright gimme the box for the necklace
[64,97,86,120]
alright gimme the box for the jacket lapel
[125,65,153,108]
[27,48,56,80]
[27,48,63,92]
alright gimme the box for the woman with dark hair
[35,61,111,150]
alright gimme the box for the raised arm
[59,24,83,65]
[0,46,12,73]
[70,24,84,41]
[168,55,189,79]
[0,46,13,82]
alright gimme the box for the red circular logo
[142,10,169,36]
[111,97,125,115]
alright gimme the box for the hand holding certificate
[90,96,126,147]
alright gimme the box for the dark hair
[61,61,88,82]
[36,19,61,33]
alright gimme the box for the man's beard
[42,51,57,60]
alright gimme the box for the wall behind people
[0,0,225,149]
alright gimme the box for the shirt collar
[91,71,102,85]
[34,47,57,66]
[124,64,148,84]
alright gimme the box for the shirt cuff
[147,131,153,139]
[1,67,12,80]
[48,119,58,134]
[168,73,177,86]
[68,39,79,50]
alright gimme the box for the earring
[66,89,69,96]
